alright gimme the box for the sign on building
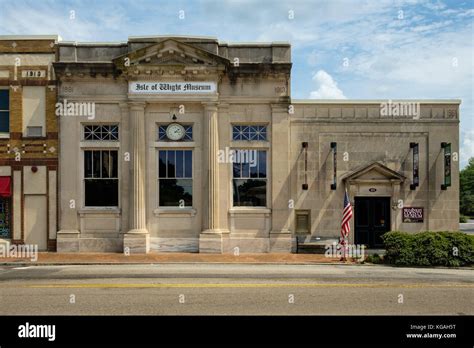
[129,81,216,94]
[402,207,424,223]
[21,70,46,78]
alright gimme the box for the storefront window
[0,197,10,238]
[158,150,193,207]
[0,89,9,134]
[233,150,267,207]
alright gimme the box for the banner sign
[441,142,451,190]
[129,81,216,94]
[331,142,337,190]
[402,207,424,223]
[410,142,419,190]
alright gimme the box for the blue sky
[0,0,472,167]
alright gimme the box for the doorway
[24,195,47,250]
[354,197,391,248]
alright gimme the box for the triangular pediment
[342,162,406,183]
[113,38,229,69]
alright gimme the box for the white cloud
[411,20,452,32]
[461,130,474,167]
[309,70,346,99]
[423,0,447,11]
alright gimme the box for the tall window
[158,150,193,207]
[0,90,9,134]
[84,150,118,206]
[23,87,45,137]
[233,150,267,207]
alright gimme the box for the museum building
[2,35,459,253]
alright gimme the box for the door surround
[342,161,406,243]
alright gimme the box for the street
[460,220,474,234]
[0,264,472,315]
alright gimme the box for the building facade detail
[0,36,59,252]
[0,35,459,254]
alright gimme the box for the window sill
[0,133,10,139]
[80,141,120,148]
[154,207,196,217]
[79,207,121,216]
[229,141,269,148]
[154,141,196,148]
[229,207,271,216]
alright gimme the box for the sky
[0,0,472,167]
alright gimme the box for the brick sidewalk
[0,252,355,265]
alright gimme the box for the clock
[166,123,185,141]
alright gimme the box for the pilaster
[123,101,149,253]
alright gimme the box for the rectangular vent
[27,126,43,137]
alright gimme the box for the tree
[460,157,474,217]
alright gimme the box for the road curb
[1,262,472,270]
[0,261,361,267]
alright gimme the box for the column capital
[128,101,147,111]
[118,102,129,111]
[202,101,218,111]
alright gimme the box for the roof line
[128,35,218,41]
[292,99,462,104]
[59,41,127,46]
[0,35,61,42]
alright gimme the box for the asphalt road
[460,221,474,234]
[0,264,472,315]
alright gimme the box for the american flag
[340,189,353,244]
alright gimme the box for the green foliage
[382,231,474,267]
[364,253,383,264]
[460,157,474,216]
[460,215,468,223]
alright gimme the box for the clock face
[166,123,185,141]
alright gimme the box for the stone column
[123,102,149,253]
[199,102,224,253]
[269,103,293,252]
[119,103,130,235]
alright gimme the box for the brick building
[0,36,59,251]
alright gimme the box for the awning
[0,177,11,197]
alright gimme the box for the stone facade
[0,36,59,251]
[21,34,456,254]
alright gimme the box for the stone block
[199,233,223,253]
[123,232,150,254]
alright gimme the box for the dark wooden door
[354,197,391,248]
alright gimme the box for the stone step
[297,244,326,254]
[296,236,337,254]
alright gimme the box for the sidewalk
[0,252,356,265]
